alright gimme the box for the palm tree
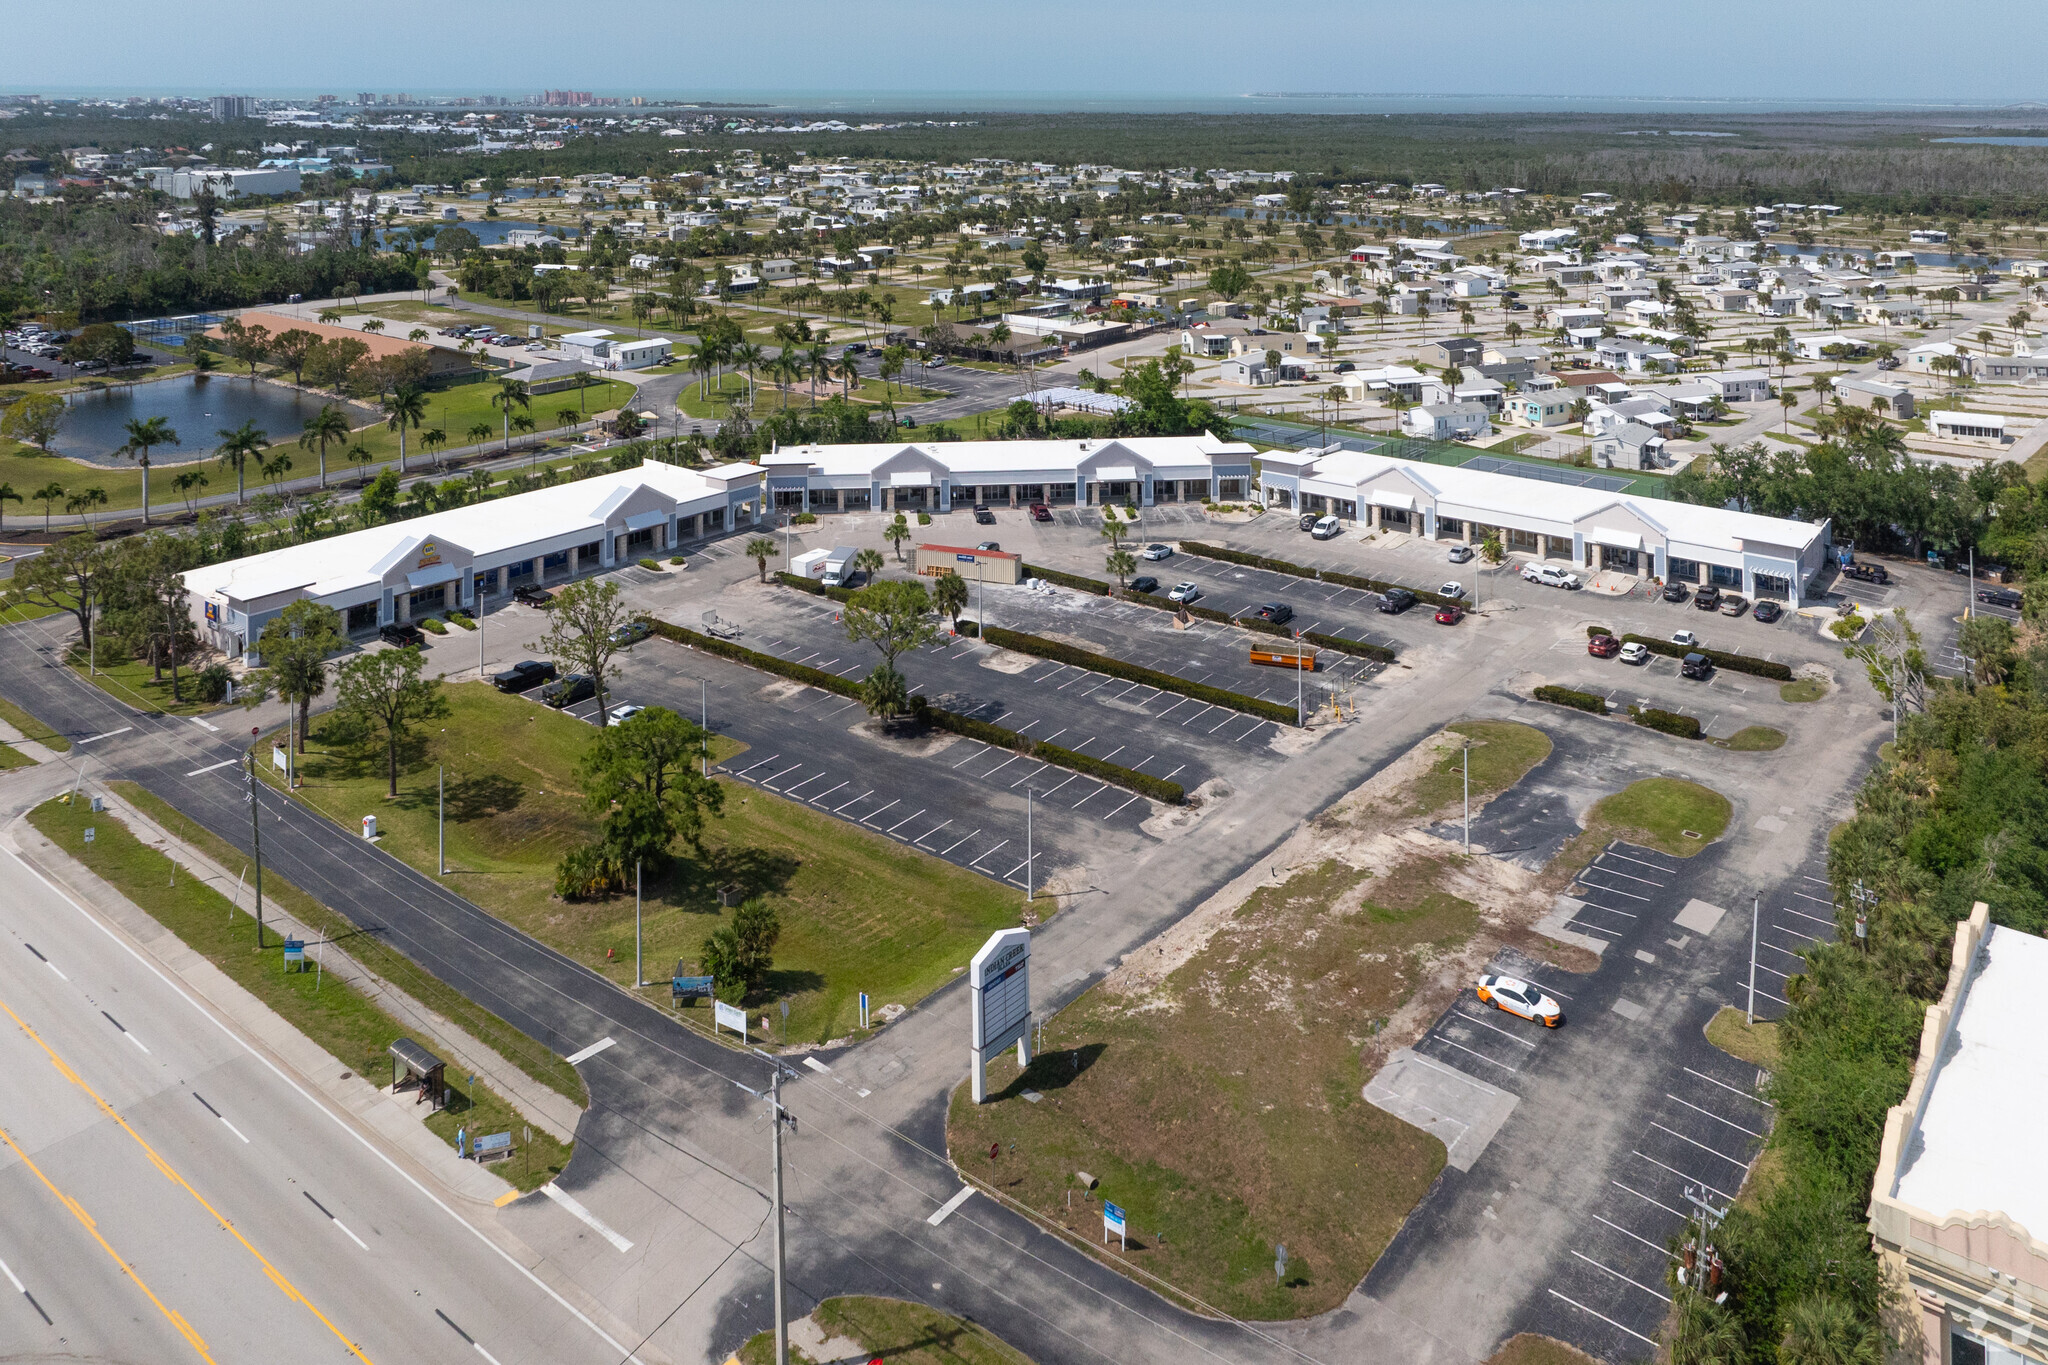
[346,442,373,484]
[466,421,493,449]
[556,407,578,429]
[120,415,179,525]
[0,482,20,531]
[1107,546,1136,586]
[408,327,428,343]
[1778,1295,1880,1365]
[361,318,386,336]
[171,469,209,517]
[298,403,350,489]
[852,547,885,584]
[744,535,778,582]
[421,428,447,464]
[382,384,429,474]
[731,342,765,408]
[32,481,64,531]
[66,488,108,527]
[883,512,913,562]
[490,378,530,452]
[215,420,268,505]
[805,341,832,405]
[688,340,718,401]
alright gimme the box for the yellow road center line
[0,1118,218,1363]
[0,993,376,1364]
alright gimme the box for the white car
[1141,543,1174,561]
[1167,581,1203,604]
[1438,581,1466,599]
[1619,642,1651,665]
[1311,515,1343,540]
[1476,974,1563,1027]
[1671,629,1702,649]
[606,704,643,724]
[1526,564,1581,590]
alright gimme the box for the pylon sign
[969,927,1032,1103]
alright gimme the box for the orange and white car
[1475,974,1563,1027]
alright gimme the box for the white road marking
[1649,1122,1747,1166]
[334,1218,369,1250]
[564,1037,616,1066]
[540,1184,634,1253]
[46,960,68,981]
[1547,1290,1656,1346]
[1683,1067,1771,1106]
[186,758,238,776]
[189,716,221,733]
[0,1256,23,1292]
[1423,1032,1518,1072]
[938,829,980,856]
[1611,1180,1685,1218]
[76,727,133,744]
[222,1118,251,1144]
[474,1344,505,1365]
[1592,1212,1668,1256]
[1631,1150,1733,1200]
[803,1057,831,1074]
[1572,1249,1672,1303]
[926,1186,975,1226]
[1101,794,1143,821]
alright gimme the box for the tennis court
[1458,453,1638,493]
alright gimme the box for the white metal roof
[761,434,1255,480]
[1894,923,2048,1240]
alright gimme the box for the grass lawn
[0,740,33,769]
[949,856,1464,1319]
[1715,725,1787,752]
[1705,1005,1781,1068]
[1405,720,1553,816]
[1484,1335,1602,1365]
[277,680,1033,1045]
[0,595,68,628]
[0,440,151,510]
[1585,778,1732,856]
[67,649,220,717]
[111,781,585,1109]
[27,794,572,1190]
[0,694,70,751]
[738,1298,1034,1365]
[1779,678,1828,703]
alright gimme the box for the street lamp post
[1463,738,1472,852]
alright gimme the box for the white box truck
[790,548,829,579]
[820,546,861,588]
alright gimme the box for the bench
[471,1131,513,1162]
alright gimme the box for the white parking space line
[734,754,782,777]
[1684,1067,1771,1106]
[1071,784,1109,810]
[761,763,805,790]
[968,840,1010,870]
[1602,850,1678,874]
[1631,1150,1734,1200]
[886,809,927,835]
[952,744,992,769]
[76,727,133,744]
[1422,1033,1518,1072]
[1450,1007,1540,1047]
[833,789,875,814]
[1771,924,1821,943]
[1039,774,1078,799]
[1586,862,1665,887]
[1547,1289,1657,1346]
[783,773,830,797]
[1611,1180,1685,1218]
[1665,1094,1763,1138]
[1649,1123,1747,1167]
[1572,899,1640,920]
[1572,1249,1672,1303]
[540,1184,634,1253]
[938,829,980,857]
[914,819,952,847]
[564,1037,616,1066]
[1592,1212,1668,1256]
[1573,879,1649,902]
[1779,905,1836,928]
[808,781,849,805]
[1102,794,1143,821]
[860,799,900,825]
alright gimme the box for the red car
[1029,503,1052,522]
[1434,603,1465,625]
[1588,633,1620,657]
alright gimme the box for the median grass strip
[1630,704,1703,740]
[738,1297,1035,1365]
[980,626,1299,726]
[0,693,72,751]
[0,740,33,770]
[1405,720,1553,816]
[949,856,1462,1319]
[111,780,587,1109]
[1706,1005,1781,1068]
[275,681,1033,1045]
[1717,725,1788,752]
[1779,677,1827,703]
[27,794,573,1191]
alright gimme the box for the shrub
[670,555,687,566]
[1534,684,1609,714]
[638,557,661,571]
[1021,563,1112,596]
[417,617,448,635]
[1304,630,1397,663]
[775,571,855,602]
[982,626,1298,725]
[555,844,624,900]
[1586,625,1613,639]
[196,663,233,704]
[916,511,932,525]
[447,611,476,630]
[1631,705,1703,739]
[791,512,818,525]
[954,619,981,638]
[1619,634,1793,681]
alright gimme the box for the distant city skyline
[12,0,2048,111]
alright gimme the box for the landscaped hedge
[983,626,1300,725]
[1179,541,1459,608]
[650,619,1184,804]
[1619,634,1794,681]
[1586,625,1614,639]
[1631,704,1704,740]
[952,619,980,638]
[776,571,856,602]
[1022,563,1112,596]
[1305,630,1397,664]
[1534,684,1610,714]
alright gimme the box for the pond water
[373,219,581,248]
[49,376,375,465]
[1932,137,2048,146]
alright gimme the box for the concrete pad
[1364,1047,1520,1172]
[1534,895,1608,958]
[789,1314,866,1365]
[1611,998,1647,1021]
[1675,897,1729,936]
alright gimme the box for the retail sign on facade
[417,541,442,568]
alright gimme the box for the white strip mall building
[1258,447,1831,600]
[184,461,767,659]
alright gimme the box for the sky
[12,0,2048,110]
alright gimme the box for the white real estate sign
[969,927,1032,1104]
[713,999,747,1040]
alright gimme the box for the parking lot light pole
[701,678,709,777]
[1747,895,1758,1025]
[1025,786,1033,905]
[437,765,445,876]
[635,859,643,987]
[1463,738,1472,852]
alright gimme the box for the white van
[1311,515,1343,540]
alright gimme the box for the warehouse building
[1257,448,1830,600]
[185,460,765,659]
[759,434,1256,514]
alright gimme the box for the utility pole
[635,858,643,987]
[1747,895,1759,1025]
[768,1067,794,1365]
[1024,785,1034,905]
[437,765,445,875]
[701,677,709,777]
[478,602,485,679]
[245,737,265,950]
[977,555,986,637]
[1295,628,1304,727]
[1463,737,1472,852]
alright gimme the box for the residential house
[1427,337,1485,368]
[1704,286,1757,313]
[1584,398,1677,438]
[1832,376,1916,418]
[1400,402,1491,441]
[1594,336,1681,374]
[1506,393,1579,428]
[1220,356,1275,386]
[1591,422,1667,470]
[1420,377,1506,412]
[1928,411,2011,445]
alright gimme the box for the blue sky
[13,0,2046,107]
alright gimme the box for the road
[0,815,631,1365]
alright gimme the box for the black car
[1129,575,1160,594]
[842,342,868,357]
[1695,585,1722,610]
[976,540,1001,552]
[1842,562,1890,585]
[1378,588,1417,614]
[1978,586,2024,611]
[1752,600,1784,623]
[610,619,654,646]
[1254,602,1294,624]
[1299,513,1318,531]
[1662,581,1690,603]
[540,674,595,708]
[493,659,558,693]
[973,505,996,525]
[379,621,424,648]
[513,583,552,607]
[1681,652,1714,680]
[1332,361,1356,373]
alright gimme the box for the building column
[569,546,581,575]
[396,592,411,623]
[835,489,845,512]
[1007,483,1017,507]
[495,565,508,595]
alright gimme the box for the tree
[576,705,723,860]
[215,420,268,505]
[171,469,209,517]
[1100,508,1130,549]
[32,481,65,530]
[1107,546,1136,586]
[490,377,531,452]
[0,393,65,451]
[541,578,630,728]
[220,318,271,377]
[421,428,447,464]
[842,578,937,677]
[858,663,910,722]
[335,647,448,797]
[358,466,401,523]
[1669,1295,1746,1365]
[268,328,320,386]
[1777,1296,1881,1365]
[383,384,429,476]
[1479,532,1505,567]
[744,535,778,582]
[883,512,913,561]
[66,488,107,526]
[931,569,969,628]
[100,533,197,693]
[852,548,884,584]
[1208,261,1252,300]
[298,403,350,489]
[7,531,103,652]
[61,323,137,368]
[120,416,179,525]
[0,482,19,531]
[700,898,780,1003]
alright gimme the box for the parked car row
[1659,580,1784,622]
[1588,630,1713,678]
